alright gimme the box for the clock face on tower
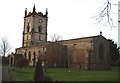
[39,19,43,23]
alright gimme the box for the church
[9,5,111,70]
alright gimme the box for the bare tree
[46,42,68,68]
[50,33,62,42]
[94,0,118,27]
[0,38,12,57]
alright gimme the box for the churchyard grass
[10,67,118,81]
[10,67,35,81]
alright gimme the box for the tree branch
[93,0,116,27]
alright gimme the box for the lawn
[9,67,118,81]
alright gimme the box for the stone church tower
[22,4,48,47]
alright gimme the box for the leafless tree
[94,0,118,27]
[50,33,62,42]
[46,43,68,68]
[0,38,12,57]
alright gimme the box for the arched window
[99,43,104,59]
[24,52,27,58]
[33,52,36,67]
[28,51,31,61]
[33,52,36,60]
[38,26,42,33]
[38,51,41,59]
[27,25,30,32]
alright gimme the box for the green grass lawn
[10,67,35,81]
[10,67,118,81]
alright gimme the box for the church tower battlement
[22,4,48,47]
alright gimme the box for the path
[2,67,11,81]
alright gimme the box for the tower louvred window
[38,26,42,33]
[27,25,30,32]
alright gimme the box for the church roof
[58,35,105,42]
[56,33,108,44]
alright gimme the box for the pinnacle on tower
[25,8,27,16]
[33,4,36,13]
[46,8,48,16]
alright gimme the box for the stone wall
[58,37,92,69]
[15,45,45,66]
[15,35,110,69]
[93,36,110,69]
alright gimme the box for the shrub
[16,57,28,69]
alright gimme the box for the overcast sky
[0,0,118,53]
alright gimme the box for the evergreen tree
[34,59,44,81]
[108,40,119,66]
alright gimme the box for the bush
[16,57,28,69]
